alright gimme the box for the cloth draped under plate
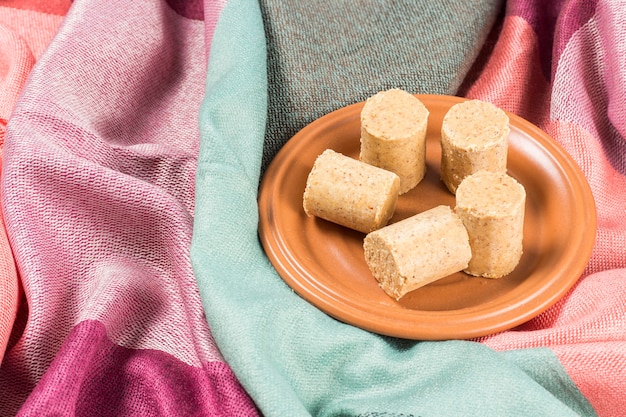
[0,0,624,416]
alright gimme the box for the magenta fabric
[165,0,205,20]
[18,320,255,416]
[0,0,258,415]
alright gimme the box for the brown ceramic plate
[258,94,596,340]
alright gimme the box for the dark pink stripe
[17,320,259,416]
[165,0,204,20]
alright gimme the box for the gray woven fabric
[259,0,504,172]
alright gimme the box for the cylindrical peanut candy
[363,205,472,300]
[360,88,429,194]
[303,149,401,234]
[440,99,510,194]
[455,170,526,278]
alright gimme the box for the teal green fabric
[191,0,596,415]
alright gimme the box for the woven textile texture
[0,0,258,415]
[0,0,70,367]
[0,0,625,416]
[191,0,620,416]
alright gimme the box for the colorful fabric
[0,0,256,415]
[0,0,69,371]
[0,0,624,416]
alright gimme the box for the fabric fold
[1,0,625,415]
[0,3,65,364]
[0,0,257,414]
[191,0,599,415]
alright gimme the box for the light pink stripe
[0,24,35,122]
[0,149,19,364]
[480,264,626,417]
[204,0,228,62]
[551,1,626,173]
[4,0,217,364]
[465,15,551,127]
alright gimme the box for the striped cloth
[0,0,257,415]
[0,0,624,416]
[0,0,70,368]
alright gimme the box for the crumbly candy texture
[440,99,510,194]
[455,170,526,278]
[303,149,401,234]
[360,88,429,194]
[363,205,472,300]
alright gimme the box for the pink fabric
[0,23,28,365]
[0,25,34,122]
[0,3,68,364]
[465,1,626,415]
[203,0,228,62]
[0,6,68,61]
[0,0,71,15]
[0,0,256,414]
[18,320,256,416]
